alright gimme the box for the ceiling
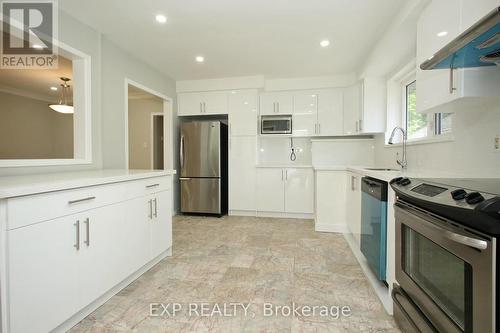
[0,56,72,102]
[60,0,409,80]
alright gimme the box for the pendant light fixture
[49,77,74,114]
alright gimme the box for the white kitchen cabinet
[1,172,174,333]
[315,171,347,232]
[178,91,228,116]
[292,89,344,137]
[260,92,293,115]
[346,172,362,246]
[256,167,314,214]
[285,168,314,214]
[229,136,257,212]
[228,90,258,136]
[416,0,500,114]
[150,190,173,259]
[7,215,80,333]
[343,79,386,135]
[316,89,344,136]
[256,168,285,212]
[292,93,317,137]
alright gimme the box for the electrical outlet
[495,135,500,151]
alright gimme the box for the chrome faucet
[388,126,408,170]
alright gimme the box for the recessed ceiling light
[437,31,448,37]
[155,14,167,24]
[320,40,330,47]
[50,86,58,91]
[195,56,205,63]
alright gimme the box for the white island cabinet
[0,170,175,333]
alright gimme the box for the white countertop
[0,169,176,199]
[256,164,313,169]
[314,165,402,182]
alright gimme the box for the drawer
[6,176,172,230]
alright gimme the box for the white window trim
[0,40,92,168]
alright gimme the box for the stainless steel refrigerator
[179,121,228,215]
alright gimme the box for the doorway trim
[150,112,164,169]
[124,78,173,171]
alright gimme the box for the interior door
[8,215,80,333]
[180,121,221,177]
[317,89,344,136]
[293,93,317,137]
[285,168,314,214]
[256,168,285,212]
[151,190,172,258]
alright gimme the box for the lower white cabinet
[256,168,314,214]
[229,136,257,212]
[345,172,362,245]
[2,174,173,333]
[314,171,346,232]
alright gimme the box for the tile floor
[70,215,400,332]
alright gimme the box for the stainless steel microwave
[260,115,292,134]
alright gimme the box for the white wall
[375,101,500,177]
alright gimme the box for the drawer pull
[154,198,158,218]
[68,196,96,205]
[146,184,160,188]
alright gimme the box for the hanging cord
[290,137,297,161]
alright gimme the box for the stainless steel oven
[391,177,500,333]
[260,115,292,134]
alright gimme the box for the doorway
[151,113,164,170]
[126,82,173,171]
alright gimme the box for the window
[402,78,452,141]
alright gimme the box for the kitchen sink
[364,168,399,171]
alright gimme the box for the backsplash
[258,137,312,165]
[311,138,376,166]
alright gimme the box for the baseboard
[343,233,393,315]
[53,247,172,333]
[256,211,314,219]
[229,210,257,217]
[315,223,348,233]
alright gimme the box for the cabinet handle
[358,119,363,132]
[318,123,321,134]
[146,183,160,189]
[200,102,203,113]
[68,196,96,205]
[449,67,457,94]
[148,199,153,219]
[203,102,207,113]
[355,121,359,133]
[314,123,317,134]
[74,220,80,251]
[281,169,284,181]
[285,170,288,181]
[273,102,276,113]
[84,218,90,246]
[154,198,158,218]
[351,176,355,191]
[277,102,280,113]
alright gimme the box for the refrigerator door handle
[180,135,185,170]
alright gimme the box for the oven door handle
[444,231,488,251]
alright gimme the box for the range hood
[420,6,499,70]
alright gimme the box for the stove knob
[391,177,403,185]
[400,178,412,186]
[451,189,467,200]
[465,192,485,205]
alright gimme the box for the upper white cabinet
[416,0,500,114]
[228,90,259,136]
[260,92,293,115]
[343,79,386,135]
[293,89,344,137]
[178,91,229,116]
[256,167,314,214]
